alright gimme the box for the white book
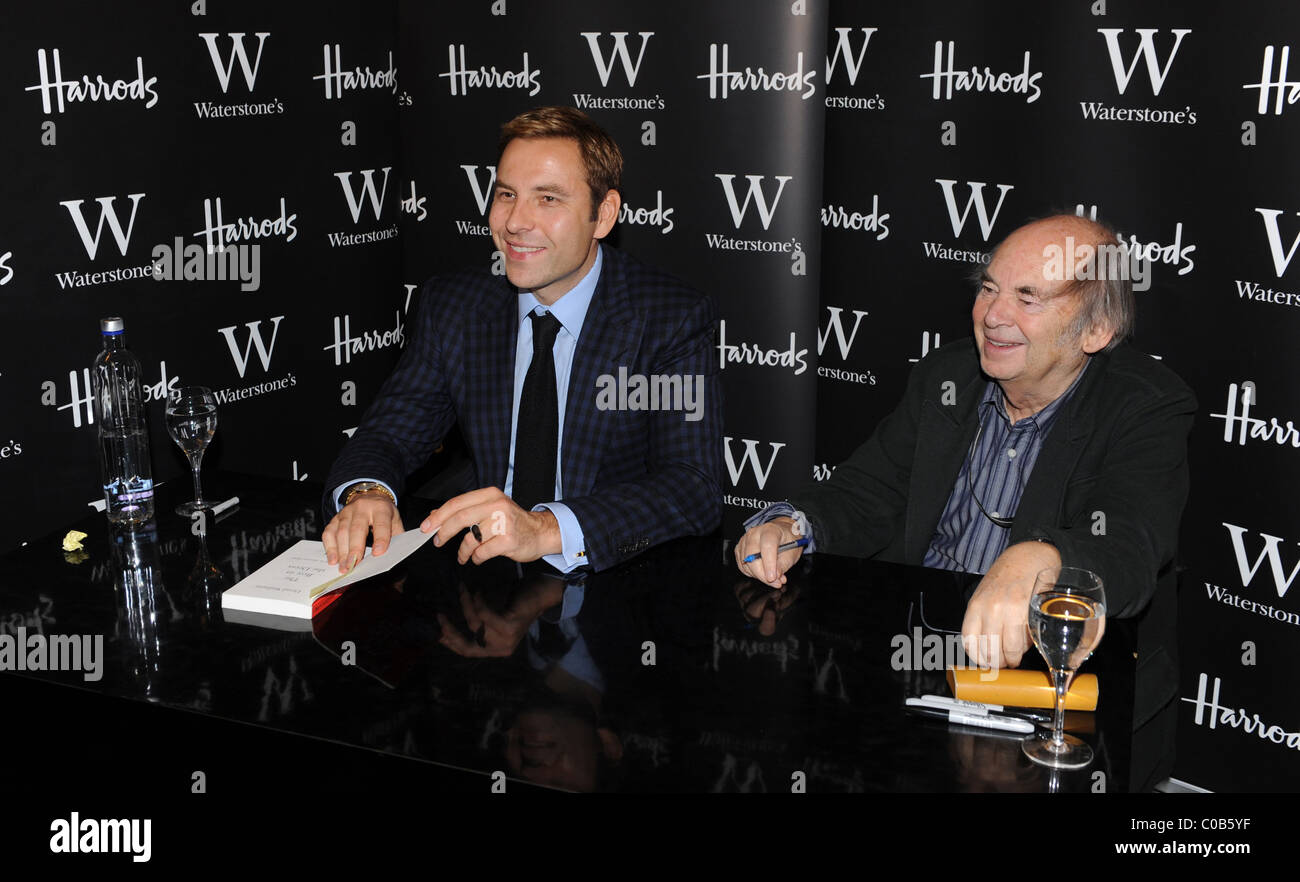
[221,529,436,619]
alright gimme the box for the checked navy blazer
[325,244,724,571]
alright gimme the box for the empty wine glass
[165,386,218,516]
[1022,566,1107,770]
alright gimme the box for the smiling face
[489,137,619,305]
[972,219,1114,415]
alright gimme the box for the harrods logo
[821,196,889,240]
[698,44,817,100]
[1182,672,1299,752]
[619,189,675,235]
[921,41,1042,103]
[41,361,181,428]
[574,32,663,110]
[1080,29,1196,125]
[1210,382,1300,450]
[323,312,405,366]
[1244,45,1300,116]
[315,44,397,99]
[194,197,297,254]
[717,319,809,376]
[723,437,786,491]
[25,48,159,114]
[440,44,540,96]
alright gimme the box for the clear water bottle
[93,317,155,523]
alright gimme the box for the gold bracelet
[342,482,396,507]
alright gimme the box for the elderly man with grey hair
[735,213,1196,789]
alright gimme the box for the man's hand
[961,540,1062,669]
[421,487,562,565]
[322,490,404,574]
[437,579,565,658]
[733,516,804,588]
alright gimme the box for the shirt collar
[982,357,1091,431]
[516,245,603,340]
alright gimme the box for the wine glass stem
[189,453,205,504]
[1051,668,1075,749]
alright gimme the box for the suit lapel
[562,247,641,498]
[1010,353,1105,541]
[470,280,519,490]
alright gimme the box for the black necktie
[512,310,562,510]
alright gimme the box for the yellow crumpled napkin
[62,530,88,552]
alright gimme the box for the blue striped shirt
[923,363,1089,574]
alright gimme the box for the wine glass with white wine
[1022,566,1107,770]
[165,386,219,517]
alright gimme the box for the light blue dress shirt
[505,246,603,572]
[333,247,602,574]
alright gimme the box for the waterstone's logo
[921,179,1012,263]
[329,168,398,247]
[194,32,284,119]
[817,307,876,385]
[824,26,883,110]
[25,48,159,114]
[706,174,803,257]
[54,193,158,290]
[441,44,540,96]
[573,31,663,111]
[1081,29,1196,125]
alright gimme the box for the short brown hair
[498,106,622,220]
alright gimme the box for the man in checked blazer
[323,107,722,574]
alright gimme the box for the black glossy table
[0,473,1138,796]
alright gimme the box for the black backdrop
[3,0,1297,791]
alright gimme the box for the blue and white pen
[742,538,810,564]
